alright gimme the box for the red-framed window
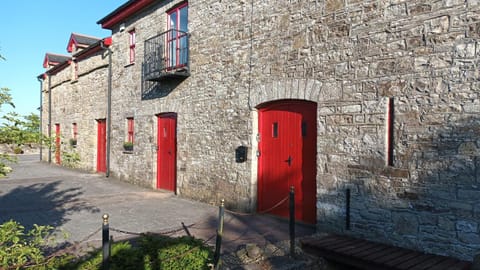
[167,2,188,69]
[128,30,136,63]
[127,118,134,143]
[72,123,78,140]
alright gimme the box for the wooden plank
[385,252,423,268]
[350,244,388,258]
[446,261,472,270]
[328,238,367,251]
[375,248,412,265]
[396,254,433,270]
[363,246,402,262]
[301,235,472,270]
[409,256,450,270]
[308,235,349,247]
[345,241,384,257]
[334,239,375,254]
[314,237,358,250]
[427,259,465,270]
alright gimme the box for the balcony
[143,29,190,81]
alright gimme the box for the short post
[213,199,225,269]
[102,214,110,270]
[289,186,295,258]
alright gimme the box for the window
[127,118,134,143]
[128,30,136,64]
[72,61,78,81]
[272,122,278,138]
[167,3,188,69]
[72,123,78,140]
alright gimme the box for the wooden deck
[301,235,472,270]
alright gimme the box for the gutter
[48,75,52,163]
[37,75,43,161]
[101,38,113,177]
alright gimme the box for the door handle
[285,156,292,166]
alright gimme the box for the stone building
[40,33,112,170]
[40,0,480,260]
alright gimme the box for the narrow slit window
[128,30,136,63]
[127,118,134,143]
[272,122,278,138]
[72,123,78,140]
[386,97,394,166]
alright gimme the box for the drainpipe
[37,76,43,161]
[101,38,112,177]
[48,74,52,163]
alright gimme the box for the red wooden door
[258,100,317,224]
[157,114,177,192]
[55,124,61,164]
[97,119,107,173]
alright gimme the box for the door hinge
[256,133,260,142]
[256,150,261,157]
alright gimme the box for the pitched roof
[67,33,101,53]
[43,53,71,68]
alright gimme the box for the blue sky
[0,1,126,118]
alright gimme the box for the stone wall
[107,0,253,209]
[41,50,109,171]
[238,0,480,260]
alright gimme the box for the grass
[61,235,214,270]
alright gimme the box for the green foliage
[0,153,15,178]
[123,141,134,151]
[61,148,80,168]
[0,220,71,270]
[65,235,213,270]
[0,112,41,145]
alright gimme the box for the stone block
[425,16,450,34]
[456,220,478,233]
[459,232,480,244]
[392,212,419,235]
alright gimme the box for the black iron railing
[143,29,190,81]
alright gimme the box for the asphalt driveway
[0,154,315,260]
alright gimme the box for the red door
[97,119,107,173]
[55,124,61,164]
[157,114,177,192]
[258,100,317,224]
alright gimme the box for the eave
[74,37,112,61]
[97,0,155,29]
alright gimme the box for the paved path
[0,154,316,262]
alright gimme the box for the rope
[110,222,195,237]
[224,195,289,216]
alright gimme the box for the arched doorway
[257,100,317,224]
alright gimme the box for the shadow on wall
[142,77,187,100]
[0,180,99,230]
[317,115,480,261]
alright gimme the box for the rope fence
[4,186,297,270]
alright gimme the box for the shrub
[123,141,134,151]
[13,147,23,154]
[0,220,72,269]
[65,235,213,270]
[61,150,80,168]
[69,138,77,147]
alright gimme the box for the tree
[0,112,41,145]
[0,52,17,176]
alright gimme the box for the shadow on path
[0,180,99,230]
